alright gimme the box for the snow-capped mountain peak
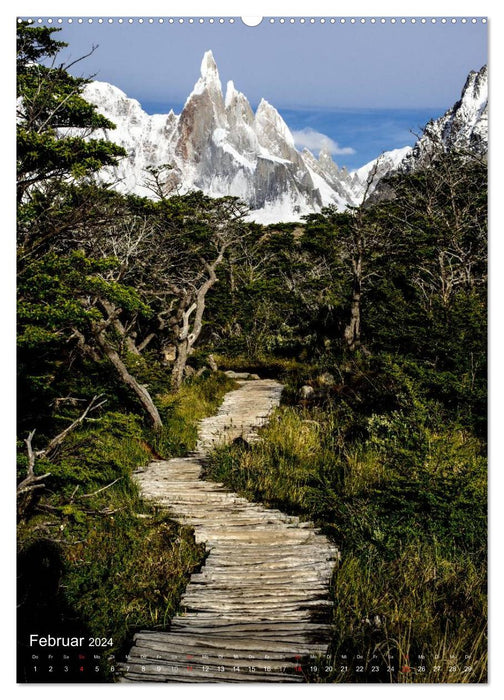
[402,64,488,171]
[355,147,413,186]
[460,65,488,117]
[224,80,238,108]
[192,49,222,96]
[81,55,488,223]
[255,98,296,151]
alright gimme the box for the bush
[205,378,487,682]
[46,412,152,487]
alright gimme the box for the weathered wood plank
[169,620,331,633]
[121,665,304,683]
[131,634,326,655]
[121,379,339,684]
[130,642,317,663]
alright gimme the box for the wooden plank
[169,620,331,633]
[122,379,336,684]
[132,632,327,655]
[184,581,330,591]
[181,587,329,599]
[122,664,304,683]
[130,643,311,664]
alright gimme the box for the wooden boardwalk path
[120,379,339,683]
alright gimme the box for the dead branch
[44,394,107,456]
[82,507,124,516]
[17,430,51,496]
[17,395,107,499]
[69,485,80,502]
[78,477,122,499]
[17,480,51,496]
[63,45,99,72]
[25,429,36,478]
[51,395,87,410]
[136,333,155,352]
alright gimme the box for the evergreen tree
[16,23,163,433]
[17,22,124,202]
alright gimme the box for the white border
[4,3,501,700]
[7,2,498,17]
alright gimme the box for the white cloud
[292,128,355,156]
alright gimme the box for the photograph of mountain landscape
[16,16,488,684]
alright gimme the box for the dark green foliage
[16,22,486,684]
[47,412,150,486]
[16,22,67,66]
[205,222,349,360]
[17,22,125,196]
[359,155,487,434]
[205,152,486,436]
[17,129,125,189]
[18,251,148,345]
[205,364,487,681]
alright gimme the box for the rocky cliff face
[352,146,413,199]
[82,50,364,222]
[350,64,488,205]
[82,56,488,223]
[402,64,488,172]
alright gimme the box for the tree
[341,160,391,351]
[162,195,248,388]
[358,150,487,432]
[299,160,395,354]
[17,22,125,202]
[395,152,487,311]
[17,23,165,430]
[68,189,249,389]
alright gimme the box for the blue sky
[32,17,487,168]
[281,107,440,170]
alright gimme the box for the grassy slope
[204,363,487,683]
[17,372,236,680]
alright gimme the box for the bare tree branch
[17,396,107,500]
[78,477,122,499]
[63,45,99,72]
[43,394,107,456]
[17,430,51,497]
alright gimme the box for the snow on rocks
[81,56,487,223]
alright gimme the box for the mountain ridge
[82,54,487,223]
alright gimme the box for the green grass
[204,392,487,683]
[17,371,238,680]
[63,506,205,652]
[151,371,237,456]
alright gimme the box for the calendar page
[16,13,488,684]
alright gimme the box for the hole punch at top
[241,16,263,27]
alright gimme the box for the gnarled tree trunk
[344,287,361,351]
[344,255,362,351]
[94,327,163,429]
[171,252,225,390]
[172,338,190,391]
